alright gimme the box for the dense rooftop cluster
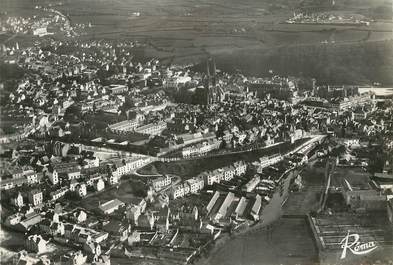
[1,24,393,265]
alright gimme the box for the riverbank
[195,154,329,265]
[195,167,302,265]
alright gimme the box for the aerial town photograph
[0,0,392,264]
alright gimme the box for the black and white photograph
[0,0,392,264]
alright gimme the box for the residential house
[223,165,236,181]
[108,174,119,185]
[233,161,247,176]
[258,154,283,170]
[75,183,87,197]
[48,169,59,185]
[109,157,150,179]
[64,168,81,181]
[108,119,139,133]
[0,177,28,190]
[171,183,191,199]
[151,175,171,191]
[83,241,101,256]
[134,121,167,135]
[69,179,79,191]
[50,187,69,201]
[203,169,224,186]
[83,157,100,168]
[94,178,105,191]
[5,213,23,226]
[50,222,65,236]
[102,220,130,241]
[61,251,87,265]
[182,139,221,157]
[186,176,205,194]
[12,192,24,208]
[25,234,47,254]
[86,174,102,186]
[25,171,39,184]
[52,163,81,181]
[92,255,111,265]
[9,168,23,179]
[28,189,43,206]
[73,210,87,223]
[13,250,50,265]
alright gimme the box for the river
[197,167,318,265]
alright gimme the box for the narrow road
[319,157,337,212]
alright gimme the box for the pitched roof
[98,199,125,213]
[102,220,127,233]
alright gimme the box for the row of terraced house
[170,161,248,199]
[181,139,222,158]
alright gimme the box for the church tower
[204,57,218,105]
